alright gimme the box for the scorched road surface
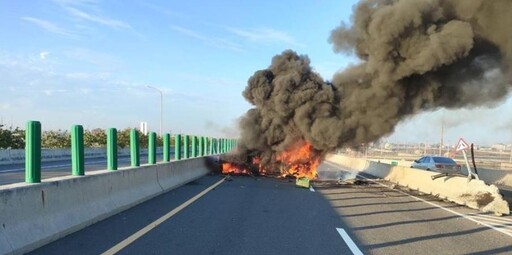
[31,164,512,255]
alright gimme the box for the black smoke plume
[232,0,512,172]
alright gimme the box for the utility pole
[439,123,444,156]
[509,145,512,163]
[146,85,163,137]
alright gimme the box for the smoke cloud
[233,0,512,171]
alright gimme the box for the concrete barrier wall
[366,158,512,187]
[326,154,509,215]
[0,147,167,165]
[0,156,217,255]
[0,148,127,165]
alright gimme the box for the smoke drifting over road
[234,0,512,170]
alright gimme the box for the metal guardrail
[22,120,238,184]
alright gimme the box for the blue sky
[1,0,511,145]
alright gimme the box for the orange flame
[276,142,319,179]
[221,142,320,179]
[222,162,249,175]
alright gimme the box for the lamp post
[146,85,163,137]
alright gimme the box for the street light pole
[146,85,163,137]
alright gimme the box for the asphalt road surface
[0,153,168,185]
[30,163,512,255]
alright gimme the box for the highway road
[30,163,512,255]
[0,153,167,185]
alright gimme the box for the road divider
[326,154,510,215]
[0,156,219,255]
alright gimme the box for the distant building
[491,143,507,151]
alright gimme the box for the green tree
[118,128,131,148]
[84,128,107,148]
[0,125,25,149]
[42,130,71,148]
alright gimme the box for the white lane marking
[467,213,512,224]
[101,177,226,255]
[309,186,315,192]
[336,228,363,255]
[324,161,512,238]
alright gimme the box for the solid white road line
[101,177,226,255]
[309,186,315,192]
[324,161,512,238]
[467,213,512,223]
[336,228,363,255]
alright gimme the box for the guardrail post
[206,137,211,155]
[130,129,140,167]
[198,136,203,157]
[163,133,170,162]
[71,125,85,176]
[184,135,190,159]
[192,135,197,158]
[148,132,156,164]
[107,128,118,170]
[202,136,206,156]
[25,120,41,183]
[175,134,182,160]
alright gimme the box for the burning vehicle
[222,0,512,188]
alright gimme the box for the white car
[411,156,461,174]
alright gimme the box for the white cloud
[227,27,305,47]
[39,51,50,60]
[21,17,74,37]
[170,25,244,52]
[0,103,10,110]
[64,48,120,69]
[64,7,131,29]
[65,72,111,80]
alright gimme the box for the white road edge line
[324,161,512,238]
[101,177,226,255]
[336,228,363,255]
[309,186,315,192]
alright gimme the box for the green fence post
[163,133,170,162]
[130,129,140,167]
[184,135,190,159]
[71,125,85,176]
[206,137,211,155]
[192,135,197,158]
[148,132,156,164]
[25,120,41,183]
[202,137,206,156]
[175,134,182,160]
[107,128,118,170]
[198,136,203,157]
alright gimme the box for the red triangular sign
[456,138,469,152]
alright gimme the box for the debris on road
[296,177,310,188]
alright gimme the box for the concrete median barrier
[326,154,510,215]
[0,156,218,255]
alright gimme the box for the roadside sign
[456,138,469,152]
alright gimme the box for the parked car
[411,156,461,174]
